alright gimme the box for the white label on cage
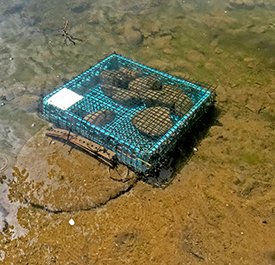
[46,88,83,110]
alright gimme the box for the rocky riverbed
[0,0,275,264]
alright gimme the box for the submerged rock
[71,2,91,14]
[0,155,8,173]
[129,76,162,91]
[174,93,195,117]
[101,85,142,107]
[129,76,163,106]
[119,67,142,80]
[84,109,116,128]
[0,92,15,107]
[100,70,129,88]
[161,84,187,109]
[131,106,173,137]
[0,212,8,233]
[129,78,194,114]
[124,25,143,46]
[13,127,138,212]
[228,0,255,9]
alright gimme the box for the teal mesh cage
[43,53,215,173]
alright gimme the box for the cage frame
[43,53,215,173]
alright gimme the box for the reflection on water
[0,0,275,263]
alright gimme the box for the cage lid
[46,88,83,110]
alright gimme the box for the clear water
[0,0,275,263]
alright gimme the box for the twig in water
[60,21,82,45]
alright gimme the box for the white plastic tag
[46,88,83,110]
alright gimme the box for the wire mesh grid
[43,53,215,173]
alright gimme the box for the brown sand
[1,1,275,264]
[12,126,137,212]
[2,87,275,264]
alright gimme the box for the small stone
[147,59,171,71]
[266,58,275,70]
[88,10,105,25]
[140,28,151,38]
[205,62,216,70]
[229,0,255,9]
[245,99,262,113]
[243,57,256,62]
[109,165,131,182]
[247,62,255,68]
[141,20,161,35]
[71,2,91,13]
[69,219,75,226]
[0,99,5,107]
[150,35,172,50]
[163,48,174,55]
[186,50,206,62]
[210,38,219,48]
[214,47,223,54]
[17,94,39,113]
[5,92,15,101]
[124,26,143,46]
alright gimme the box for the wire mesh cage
[43,53,215,173]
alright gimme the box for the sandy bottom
[1,88,275,264]
[12,126,137,212]
[0,1,275,264]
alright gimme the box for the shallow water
[0,0,275,264]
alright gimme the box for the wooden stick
[46,128,116,167]
[63,21,68,31]
[136,157,152,167]
[60,21,82,45]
